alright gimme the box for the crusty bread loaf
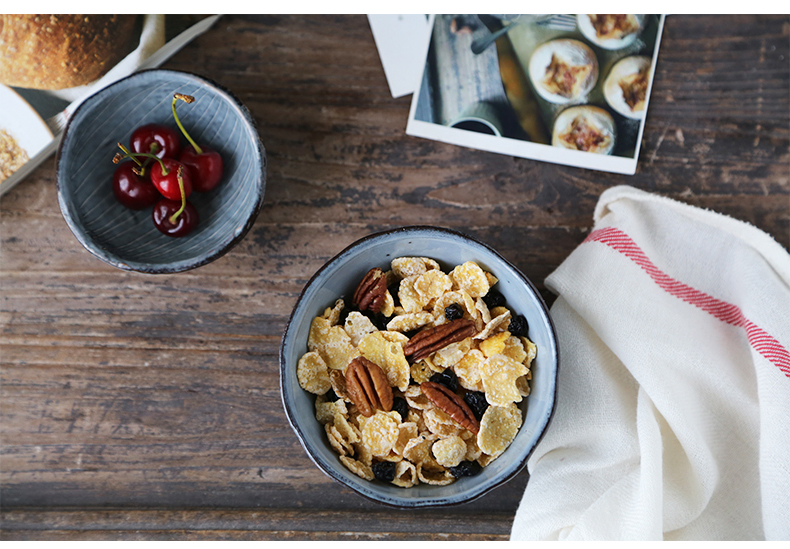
[0,14,138,90]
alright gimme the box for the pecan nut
[403,319,476,361]
[420,381,480,434]
[344,356,393,417]
[352,267,388,314]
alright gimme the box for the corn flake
[477,402,522,457]
[454,349,485,391]
[360,410,401,457]
[344,311,378,346]
[474,309,512,340]
[381,290,396,317]
[326,423,354,456]
[402,433,438,465]
[340,455,374,480]
[414,270,453,303]
[315,394,348,424]
[432,435,466,467]
[482,354,528,406]
[394,422,419,455]
[410,360,433,384]
[450,261,491,298]
[386,311,433,333]
[501,335,527,364]
[424,406,463,436]
[392,460,418,488]
[398,276,428,313]
[417,464,455,485]
[391,257,440,279]
[297,351,331,395]
[358,332,410,391]
[522,336,537,366]
[479,331,510,358]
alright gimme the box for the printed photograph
[407,14,665,174]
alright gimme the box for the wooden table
[1,14,788,541]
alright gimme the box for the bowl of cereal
[279,226,558,507]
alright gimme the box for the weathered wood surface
[1,14,788,541]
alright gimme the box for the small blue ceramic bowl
[57,69,265,273]
[280,226,559,507]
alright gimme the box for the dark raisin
[483,290,505,309]
[392,397,409,421]
[463,391,488,420]
[450,460,482,478]
[444,303,464,321]
[325,389,339,402]
[388,283,401,307]
[372,461,397,482]
[509,314,529,337]
[429,369,458,392]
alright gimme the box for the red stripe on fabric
[584,227,790,377]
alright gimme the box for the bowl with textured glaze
[280,226,559,507]
[57,69,265,273]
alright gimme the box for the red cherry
[152,199,199,237]
[112,162,160,209]
[131,124,181,159]
[179,145,224,192]
[149,158,193,201]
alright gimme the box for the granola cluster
[297,256,536,486]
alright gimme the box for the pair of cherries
[112,93,224,237]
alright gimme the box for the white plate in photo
[0,84,54,162]
[528,39,598,105]
[577,15,645,50]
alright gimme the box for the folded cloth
[511,185,790,540]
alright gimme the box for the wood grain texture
[1,14,788,541]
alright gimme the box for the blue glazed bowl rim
[279,225,560,508]
[56,68,266,274]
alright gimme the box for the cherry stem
[172,94,203,155]
[114,145,169,175]
[117,143,143,168]
[169,166,187,224]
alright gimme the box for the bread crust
[0,14,138,90]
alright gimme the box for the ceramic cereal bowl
[57,69,265,274]
[280,226,559,507]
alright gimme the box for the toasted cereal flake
[405,390,434,411]
[521,336,537,366]
[394,422,419,455]
[398,276,428,313]
[344,311,378,346]
[490,306,510,318]
[477,402,523,457]
[297,351,331,395]
[403,433,438,464]
[410,360,434,384]
[516,375,531,397]
[326,423,354,456]
[326,299,345,326]
[501,335,527,364]
[315,394,348,424]
[417,464,455,485]
[308,316,332,352]
[381,290,395,317]
[484,271,499,287]
[477,453,499,467]
[391,257,440,279]
[340,455,374,480]
[379,330,409,346]
[309,316,360,370]
[479,331,510,358]
[358,331,410,391]
[334,410,361,443]
[433,337,472,369]
[360,411,401,457]
[464,434,483,461]
[392,460,418,488]
[354,441,373,466]
[329,370,350,401]
[386,311,434,333]
[432,290,473,326]
[474,309,512,340]
[422,355,444,373]
[414,270,453,303]
[450,261,491,298]
[475,298,492,325]
[454,349,485,391]
[432,435,466,467]
[482,354,528,406]
[424,406,463,436]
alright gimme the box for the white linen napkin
[511,185,790,540]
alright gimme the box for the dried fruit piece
[420,381,480,434]
[482,290,505,310]
[444,303,464,321]
[353,268,388,314]
[392,397,409,421]
[345,356,394,417]
[297,351,331,395]
[449,460,482,478]
[463,390,489,421]
[477,402,522,457]
[403,319,476,361]
[429,369,458,392]
[372,460,397,482]
[509,314,529,337]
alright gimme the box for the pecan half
[420,381,480,434]
[352,268,387,314]
[403,319,476,361]
[344,356,393,417]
